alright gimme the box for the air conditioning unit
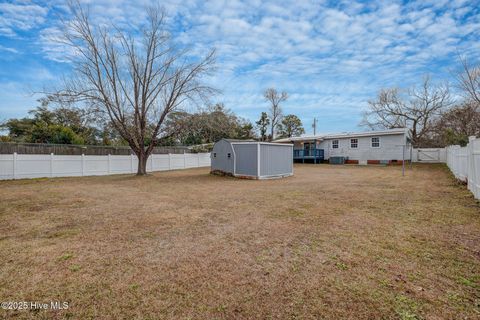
[329,156,347,165]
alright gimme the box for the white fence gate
[0,152,211,180]
[446,137,480,200]
[417,149,443,162]
[412,148,446,163]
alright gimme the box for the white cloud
[38,26,76,63]
[0,1,48,37]
[2,0,479,132]
[0,44,19,53]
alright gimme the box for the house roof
[219,139,293,146]
[274,128,408,143]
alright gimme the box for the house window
[332,140,339,149]
[371,137,380,148]
[227,153,231,158]
[350,138,358,148]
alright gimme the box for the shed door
[220,150,234,173]
[212,140,234,174]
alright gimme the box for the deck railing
[293,149,324,161]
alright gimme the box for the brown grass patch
[0,164,479,319]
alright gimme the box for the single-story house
[275,128,410,164]
[211,139,293,179]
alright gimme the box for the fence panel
[468,139,480,199]
[52,155,83,177]
[151,154,170,171]
[0,153,211,180]
[198,153,211,167]
[445,137,480,200]
[16,154,51,179]
[0,154,14,180]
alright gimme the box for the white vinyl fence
[446,137,480,200]
[0,152,211,180]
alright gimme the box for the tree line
[0,97,304,146]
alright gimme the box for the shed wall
[259,144,293,177]
[233,144,258,176]
[211,140,234,174]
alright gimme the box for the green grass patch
[69,264,81,272]
[395,295,422,320]
[335,262,348,270]
[58,253,74,261]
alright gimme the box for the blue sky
[0,0,479,134]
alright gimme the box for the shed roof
[223,139,256,143]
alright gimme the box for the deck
[293,149,324,163]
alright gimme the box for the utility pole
[312,117,318,135]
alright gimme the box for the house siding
[289,133,409,161]
[325,134,407,161]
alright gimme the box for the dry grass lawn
[0,163,479,319]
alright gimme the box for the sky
[0,0,479,134]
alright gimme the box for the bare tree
[433,100,480,146]
[264,88,287,141]
[361,76,451,147]
[458,57,480,105]
[51,2,215,175]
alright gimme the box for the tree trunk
[136,151,148,176]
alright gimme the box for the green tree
[29,124,85,144]
[256,112,270,141]
[2,101,95,145]
[2,118,36,141]
[277,114,305,138]
[236,121,255,140]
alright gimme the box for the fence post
[81,154,85,176]
[168,153,172,170]
[196,153,200,167]
[183,151,186,169]
[149,155,154,172]
[131,154,134,173]
[13,152,17,180]
[108,154,111,174]
[473,138,480,199]
[468,136,475,193]
[50,153,54,178]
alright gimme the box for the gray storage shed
[211,139,293,179]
